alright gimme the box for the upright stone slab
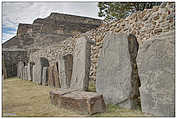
[53,63,60,88]
[58,54,73,89]
[42,67,48,86]
[17,61,24,79]
[48,65,55,88]
[70,36,91,91]
[33,57,49,85]
[2,59,7,79]
[23,66,28,80]
[27,62,34,81]
[137,31,175,116]
[96,32,139,109]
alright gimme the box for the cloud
[2,2,102,43]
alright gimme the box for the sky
[2,2,102,43]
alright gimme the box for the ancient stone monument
[50,35,106,114]
[33,57,49,85]
[27,62,34,81]
[137,31,175,116]
[42,67,48,86]
[2,13,102,78]
[17,61,24,79]
[58,54,73,89]
[70,36,91,91]
[50,89,106,115]
[96,32,140,109]
[48,65,55,88]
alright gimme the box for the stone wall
[82,2,175,81]
[29,38,74,65]
[3,13,102,77]
[28,2,175,81]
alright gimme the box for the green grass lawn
[2,77,150,117]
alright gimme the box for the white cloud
[2,2,102,42]
[2,33,16,43]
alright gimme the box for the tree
[98,2,162,21]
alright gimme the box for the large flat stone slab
[33,57,49,85]
[49,89,106,115]
[17,61,24,79]
[58,54,73,89]
[27,62,34,81]
[48,63,60,88]
[96,32,139,109]
[70,36,91,91]
[53,63,60,88]
[42,67,48,86]
[23,66,28,80]
[137,31,175,116]
[48,65,55,88]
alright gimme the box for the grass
[2,77,150,117]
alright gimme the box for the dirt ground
[2,77,149,117]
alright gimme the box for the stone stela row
[2,3,175,117]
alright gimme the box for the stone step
[49,89,106,115]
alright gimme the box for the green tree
[98,2,162,20]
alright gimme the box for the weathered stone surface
[42,67,48,86]
[33,57,49,85]
[58,54,73,89]
[48,65,55,88]
[23,66,28,80]
[53,63,60,88]
[2,58,7,79]
[17,61,24,79]
[96,32,139,109]
[27,62,34,81]
[70,36,91,91]
[49,89,106,115]
[137,31,175,116]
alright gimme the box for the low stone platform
[49,89,106,115]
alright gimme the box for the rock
[137,31,175,116]
[17,61,24,79]
[96,32,140,109]
[23,66,28,80]
[160,2,167,8]
[49,89,106,115]
[70,36,91,91]
[48,65,55,88]
[42,67,48,86]
[2,59,7,79]
[58,54,73,89]
[154,28,162,34]
[33,57,49,85]
[53,62,60,88]
[27,62,34,81]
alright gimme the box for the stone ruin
[2,2,175,117]
[96,32,140,109]
[137,31,175,116]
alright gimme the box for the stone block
[49,89,106,115]
[27,62,34,81]
[17,61,24,79]
[58,54,73,89]
[48,65,55,88]
[53,63,60,88]
[42,67,48,86]
[23,66,28,80]
[33,57,49,85]
[70,36,91,91]
[96,32,140,109]
[137,31,175,116]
